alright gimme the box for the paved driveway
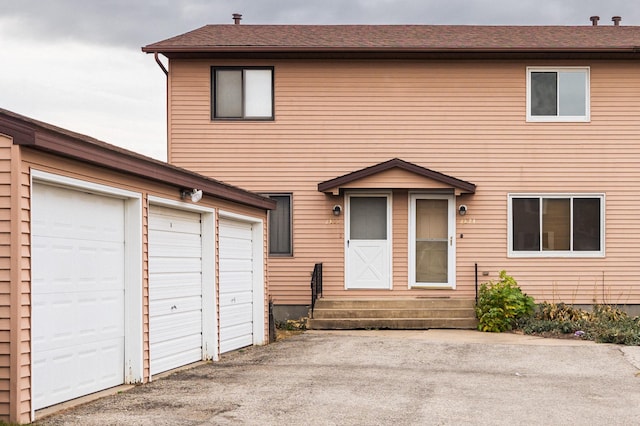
[36,330,640,425]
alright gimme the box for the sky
[2,1,639,161]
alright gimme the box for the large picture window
[212,67,274,120]
[509,194,604,257]
[527,67,590,122]
[267,194,292,256]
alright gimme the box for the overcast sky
[2,1,639,160]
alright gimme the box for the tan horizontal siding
[169,58,640,306]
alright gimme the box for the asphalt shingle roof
[143,24,640,54]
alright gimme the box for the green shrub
[517,302,640,345]
[476,270,535,332]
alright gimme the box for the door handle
[450,236,453,246]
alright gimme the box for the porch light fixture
[181,188,203,203]
[333,205,342,216]
[458,204,468,216]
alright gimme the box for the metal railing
[310,263,323,318]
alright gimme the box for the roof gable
[318,158,476,195]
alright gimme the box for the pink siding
[168,59,640,306]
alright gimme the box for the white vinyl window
[527,67,590,122]
[212,67,273,120]
[508,194,604,257]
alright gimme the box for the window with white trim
[267,194,292,256]
[509,194,604,257]
[212,67,274,120]
[527,67,590,122]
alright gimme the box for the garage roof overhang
[317,158,476,196]
[0,108,276,210]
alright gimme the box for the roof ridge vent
[233,13,242,25]
[612,16,621,26]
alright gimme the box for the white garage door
[149,205,203,375]
[31,183,126,410]
[219,219,254,353]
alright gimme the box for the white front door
[409,194,456,288]
[346,194,391,289]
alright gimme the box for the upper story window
[527,67,590,122]
[212,67,274,120]
[508,194,604,258]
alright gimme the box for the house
[143,16,640,325]
[0,107,275,423]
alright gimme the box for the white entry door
[409,194,456,288]
[31,183,126,410]
[346,194,391,289]
[148,205,204,376]
[219,218,254,353]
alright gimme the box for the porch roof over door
[317,158,476,195]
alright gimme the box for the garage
[148,204,213,375]
[219,218,256,353]
[31,183,127,410]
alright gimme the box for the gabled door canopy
[318,158,476,195]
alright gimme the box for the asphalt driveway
[36,330,640,425]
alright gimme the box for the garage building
[0,108,275,423]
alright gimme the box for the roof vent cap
[612,16,622,26]
[232,13,242,25]
[590,16,599,26]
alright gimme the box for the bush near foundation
[476,270,535,332]
[519,303,640,346]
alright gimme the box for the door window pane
[350,197,387,240]
[415,199,448,283]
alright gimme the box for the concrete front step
[313,308,476,319]
[315,298,475,309]
[307,318,479,330]
[308,298,478,330]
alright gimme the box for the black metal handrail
[310,263,323,318]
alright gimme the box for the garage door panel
[32,240,124,294]
[149,311,202,342]
[220,290,252,305]
[149,295,202,317]
[220,304,253,326]
[219,239,252,255]
[148,231,202,258]
[219,271,253,293]
[32,185,124,242]
[220,327,253,354]
[149,257,202,274]
[149,283,201,302]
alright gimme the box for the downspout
[152,52,170,161]
[153,52,168,76]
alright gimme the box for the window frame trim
[211,66,275,121]
[526,66,591,123]
[507,193,605,258]
[264,193,293,257]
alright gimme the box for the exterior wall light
[333,205,342,216]
[458,204,468,216]
[181,188,203,203]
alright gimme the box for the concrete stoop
[307,298,478,330]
